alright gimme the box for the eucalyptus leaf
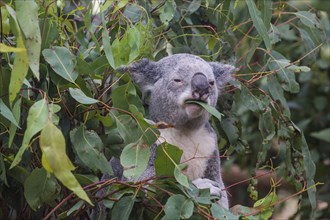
[184,100,224,121]
[101,12,115,69]
[8,99,22,147]
[24,168,60,211]
[6,5,29,106]
[310,128,330,143]
[295,11,321,29]
[70,125,113,175]
[253,192,278,219]
[120,141,150,179]
[0,43,25,52]
[40,122,93,206]
[246,0,272,50]
[42,47,78,83]
[293,126,317,210]
[240,85,266,113]
[0,98,20,128]
[211,203,239,220]
[269,24,281,44]
[69,88,98,104]
[267,75,290,117]
[16,0,41,79]
[174,163,190,189]
[111,195,135,220]
[162,195,194,220]
[11,99,48,168]
[187,0,202,14]
[160,0,176,25]
[268,51,300,93]
[155,142,183,177]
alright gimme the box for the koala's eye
[209,81,215,86]
[173,79,182,83]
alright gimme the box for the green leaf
[128,104,158,145]
[162,195,194,220]
[8,98,22,147]
[258,107,275,143]
[292,127,317,210]
[154,142,189,188]
[70,125,113,175]
[174,163,190,189]
[295,11,321,29]
[120,140,150,179]
[269,24,281,44]
[6,5,29,106]
[112,81,144,114]
[10,99,48,168]
[69,88,98,104]
[195,188,212,205]
[101,12,115,69]
[230,205,258,218]
[220,116,247,153]
[184,100,224,121]
[278,24,298,41]
[160,0,176,25]
[67,200,84,216]
[0,98,20,128]
[40,122,93,206]
[211,203,239,220]
[42,46,78,83]
[24,168,60,211]
[253,192,278,219]
[267,75,290,117]
[310,128,330,143]
[260,0,272,30]
[113,0,129,13]
[268,51,300,93]
[155,143,183,177]
[16,0,41,79]
[111,195,135,220]
[187,0,202,14]
[111,24,141,67]
[240,85,267,113]
[298,28,317,62]
[245,0,272,50]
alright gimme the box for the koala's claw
[192,178,222,198]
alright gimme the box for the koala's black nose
[191,72,210,100]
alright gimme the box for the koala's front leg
[192,178,229,209]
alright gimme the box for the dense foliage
[0,0,329,219]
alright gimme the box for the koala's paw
[192,178,222,197]
[192,178,229,209]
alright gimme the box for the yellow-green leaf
[40,122,93,205]
[6,5,29,106]
[16,0,41,79]
[0,43,25,52]
[10,99,48,168]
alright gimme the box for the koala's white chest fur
[159,127,216,180]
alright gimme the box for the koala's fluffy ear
[117,59,160,103]
[209,62,236,89]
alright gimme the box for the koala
[112,53,235,209]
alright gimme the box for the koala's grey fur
[113,53,235,209]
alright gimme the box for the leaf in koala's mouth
[185,100,224,121]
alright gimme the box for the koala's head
[119,54,235,130]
